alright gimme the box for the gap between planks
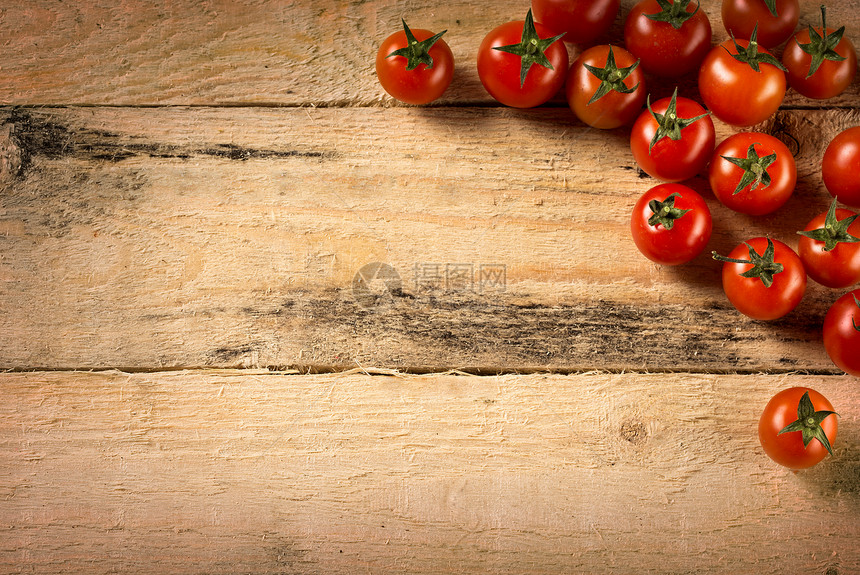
[0,365,846,377]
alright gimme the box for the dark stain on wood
[233,288,826,372]
[1,108,332,173]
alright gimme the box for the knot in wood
[620,421,647,446]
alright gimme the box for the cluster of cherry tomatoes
[375,0,857,471]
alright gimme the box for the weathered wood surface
[0,0,858,107]
[0,105,856,371]
[1,370,858,574]
[2,0,860,572]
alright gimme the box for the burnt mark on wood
[237,289,821,371]
[2,108,331,176]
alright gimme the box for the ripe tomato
[630,183,712,265]
[566,45,646,129]
[630,89,715,182]
[532,0,619,45]
[712,237,806,320]
[708,132,796,215]
[823,289,860,376]
[798,200,860,289]
[623,0,712,78]
[477,10,568,108]
[721,0,799,48]
[782,6,857,100]
[698,31,787,127]
[375,21,454,105]
[823,126,860,209]
[759,387,837,470]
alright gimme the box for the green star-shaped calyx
[646,87,710,153]
[644,0,700,30]
[387,19,447,71]
[797,5,847,79]
[797,198,860,251]
[763,0,779,17]
[721,143,777,195]
[778,391,837,455]
[727,24,788,72]
[583,45,642,105]
[647,192,691,230]
[711,238,784,288]
[493,9,565,87]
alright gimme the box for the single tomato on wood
[823,126,860,208]
[712,237,806,320]
[698,26,787,127]
[376,20,454,105]
[708,132,796,215]
[782,6,856,100]
[532,0,620,45]
[759,388,838,470]
[798,200,860,289]
[624,0,712,78]
[477,9,568,108]
[721,0,799,48]
[630,88,715,182]
[566,44,646,129]
[631,183,712,265]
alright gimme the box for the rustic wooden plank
[0,0,857,107]
[0,370,857,574]
[1,106,856,371]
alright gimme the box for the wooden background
[1,0,858,573]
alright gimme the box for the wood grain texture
[1,106,856,371]
[1,370,857,574]
[0,0,857,107]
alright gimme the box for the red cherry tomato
[531,0,620,45]
[477,11,568,108]
[708,132,796,215]
[721,0,799,48]
[798,202,860,289]
[823,126,860,208]
[623,0,712,78]
[698,36,787,127]
[782,7,857,100]
[631,183,712,265]
[823,289,860,376]
[759,387,838,470]
[566,45,646,129]
[630,90,715,182]
[375,22,454,105]
[712,237,806,320]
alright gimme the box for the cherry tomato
[798,201,860,289]
[532,0,620,45]
[477,10,568,108]
[782,6,857,100]
[698,32,787,127]
[624,0,712,78]
[721,0,799,49]
[630,89,715,182]
[759,387,837,470]
[631,183,712,265]
[823,126,860,209]
[708,132,796,215]
[712,237,806,320]
[375,21,454,105]
[823,289,860,376]
[566,45,646,129]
